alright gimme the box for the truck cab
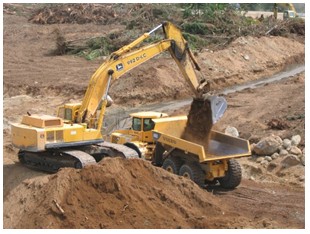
[110,111,168,159]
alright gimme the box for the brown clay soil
[3,5,305,229]
[181,98,213,149]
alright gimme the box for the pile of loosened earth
[5,157,248,229]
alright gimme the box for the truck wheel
[179,163,205,187]
[218,159,242,189]
[162,157,182,175]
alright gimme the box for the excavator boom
[77,22,209,126]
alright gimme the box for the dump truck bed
[152,116,251,163]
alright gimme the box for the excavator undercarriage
[18,142,139,173]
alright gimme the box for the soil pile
[4,157,239,229]
[181,98,213,150]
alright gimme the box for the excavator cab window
[57,107,73,122]
[143,118,155,131]
[132,117,142,131]
[289,11,295,18]
[64,108,73,121]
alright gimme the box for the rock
[249,135,260,144]
[281,155,300,167]
[289,146,302,155]
[250,176,255,181]
[271,153,279,159]
[225,126,239,137]
[243,54,250,61]
[260,159,269,167]
[267,162,277,171]
[250,143,256,153]
[253,135,282,155]
[253,66,264,73]
[291,135,301,146]
[262,219,271,228]
[265,156,273,162]
[282,139,291,149]
[299,155,305,166]
[299,175,305,182]
[256,157,264,163]
[279,149,288,156]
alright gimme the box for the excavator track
[96,141,139,158]
[18,142,139,173]
[18,149,96,173]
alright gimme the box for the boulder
[282,139,291,149]
[291,135,301,146]
[289,146,302,155]
[253,135,282,155]
[281,155,301,167]
[271,153,279,159]
[279,149,289,156]
[224,126,239,138]
[256,157,264,163]
[260,159,269,167]
[267,162,277,171]
[265,156,273,162]
[299,155,305,166]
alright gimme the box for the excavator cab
[283,10,296,19]
[57,103,81,123]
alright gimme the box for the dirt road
[3,4,305,229]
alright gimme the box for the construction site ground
[3,5,305,229]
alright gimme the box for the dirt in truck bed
[181,98,213,150]
[3,4,305,229]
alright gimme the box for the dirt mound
[4,157,240,229]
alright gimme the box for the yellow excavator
[274,3,298,20]
[11,21,223,172]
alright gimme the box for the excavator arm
[77,22,210,127]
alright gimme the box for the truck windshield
[132,117,142,131]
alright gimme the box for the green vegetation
[37,3,304,60]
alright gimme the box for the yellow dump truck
[111,112,251,189]
[151,116,251,188]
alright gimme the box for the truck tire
[162,157,182,175]
[179,163,205,187]
[218,159,242,189]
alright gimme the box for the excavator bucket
[207,95,227,124]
